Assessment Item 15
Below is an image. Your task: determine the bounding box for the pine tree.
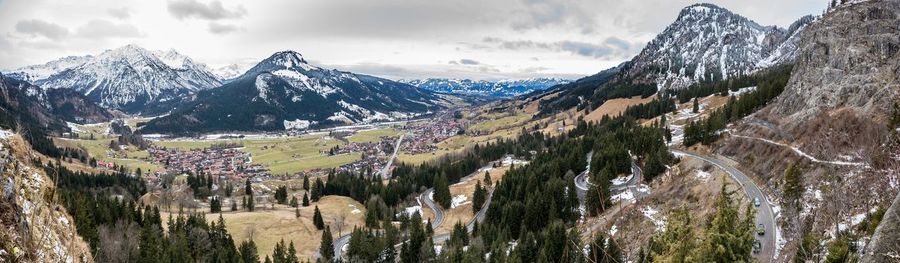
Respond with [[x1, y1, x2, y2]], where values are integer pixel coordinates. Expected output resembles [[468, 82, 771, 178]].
[[302, 193, 310, 207], [783, 162, 803, 209], [319, 226, 334, 261], [433, 174, 452, 209], [231, 199, 238, 211], [245, 179, 252, 195], [483, 171, 492, 187], [303, 175, 310, 191], [313, 206, 325, 230], [287, 241, 299, 263], [472, 181, 486, 215], [692, 97, 700, 113], [289, 196, 298, 208], [239, 239, 260, 263]]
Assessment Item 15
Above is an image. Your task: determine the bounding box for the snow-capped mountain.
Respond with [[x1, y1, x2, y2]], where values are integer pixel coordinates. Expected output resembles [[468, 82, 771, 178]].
[[624, 3, 815, 89], [535, 3, 815, 115], [401, 77, 570, 97], [5, 55, 94, 82], [141, 51, 450, 133], [7, 45, 221, 114], [210, 63, 252, 82]]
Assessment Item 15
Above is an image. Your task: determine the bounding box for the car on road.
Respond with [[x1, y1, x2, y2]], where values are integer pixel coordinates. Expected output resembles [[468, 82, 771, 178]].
[[754, 197, 761, 207], [753, 239, 762, 254], [757, 224, 765, 236]]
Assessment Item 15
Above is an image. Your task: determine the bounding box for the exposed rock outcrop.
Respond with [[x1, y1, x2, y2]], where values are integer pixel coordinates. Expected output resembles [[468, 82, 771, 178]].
[[0, 131, 92, 262]]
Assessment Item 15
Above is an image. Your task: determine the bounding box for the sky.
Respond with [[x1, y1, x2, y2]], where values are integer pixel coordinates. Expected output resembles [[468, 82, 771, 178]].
[[0, 0, 827, 80]]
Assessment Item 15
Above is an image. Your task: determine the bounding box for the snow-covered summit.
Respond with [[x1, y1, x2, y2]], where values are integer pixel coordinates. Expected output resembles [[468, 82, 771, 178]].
[[12, 45, 222, 114], [623, 3, 814, 89]]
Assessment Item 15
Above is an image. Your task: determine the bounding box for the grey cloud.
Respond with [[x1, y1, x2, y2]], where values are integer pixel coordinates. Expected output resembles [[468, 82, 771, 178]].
[[76, 20, 142, 38], [511, 0, 597, 34], [483, 37, 644, 59], [167, 0, 246, 20], [208, 23, 241, 34], [459, 59, 480, 65], [108, 7, 131, 19], [15, 19, 69, 40]]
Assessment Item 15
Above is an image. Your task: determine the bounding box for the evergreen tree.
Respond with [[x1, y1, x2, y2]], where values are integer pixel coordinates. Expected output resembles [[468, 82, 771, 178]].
[[289, 196, 298, 208], [692, 97, 700, 113], [698, 184, 756, 262], [302, 193, 310, 207], [239, 239, 260, 263], [433, 174, 452, 209], [319, 226, 334, 261], [472, 181, 486, 214], [783, 162, 803, 209], [303, 175, 310, 191], [313, 206, 325, 230], [245, 179, 253, 195]]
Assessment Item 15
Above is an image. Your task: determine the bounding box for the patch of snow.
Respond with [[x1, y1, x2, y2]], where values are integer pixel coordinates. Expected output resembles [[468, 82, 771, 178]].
[[695, 170, 711, 181], [642, 206, 666, 231], [612, 190, 635, 204], [451, 194, 469, 208], [609, 225, 618, 236], [727, 86, 757, 97], [401, 206, 423, 217], [611, 174, 632, 186], [0, 129, 13, 139], [283, 119, 315, 130]]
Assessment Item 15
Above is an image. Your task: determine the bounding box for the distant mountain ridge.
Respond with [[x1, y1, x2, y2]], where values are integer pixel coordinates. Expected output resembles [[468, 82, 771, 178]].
[[141, 51, 449, 134], [400, 77, 570, 97], [5, 45, 222, 114], [535, 3, 816, 115]]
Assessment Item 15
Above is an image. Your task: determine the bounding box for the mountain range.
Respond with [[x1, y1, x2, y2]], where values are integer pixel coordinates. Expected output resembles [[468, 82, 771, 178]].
[[536, 3, 817, 115], [140, 51, 450, 133], [400, 78, 570, 97]]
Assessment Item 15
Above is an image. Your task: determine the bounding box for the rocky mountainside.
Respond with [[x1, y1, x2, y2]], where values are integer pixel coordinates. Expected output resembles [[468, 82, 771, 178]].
[[622, 4, 815, 88], [0, 131, 93, 262], [534, 4, 815, 115], [141, 51, 449, 134], [401, 77, 570, 97], [714, 1, 899, 261], [0, 73, 111, 129], [6, 45, 221, 115]]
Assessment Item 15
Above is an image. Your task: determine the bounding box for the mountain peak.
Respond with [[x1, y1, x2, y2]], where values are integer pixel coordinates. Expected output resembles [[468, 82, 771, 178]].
[[266, 50, 308, 68]]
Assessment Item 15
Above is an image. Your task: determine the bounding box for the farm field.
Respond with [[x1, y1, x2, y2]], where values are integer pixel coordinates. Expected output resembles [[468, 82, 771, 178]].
[[161, 195, 365, 261], [53, 137, 164, 173]]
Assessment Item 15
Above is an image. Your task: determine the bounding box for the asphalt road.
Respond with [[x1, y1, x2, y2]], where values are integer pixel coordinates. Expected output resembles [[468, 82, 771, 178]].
[[574, 151, 644, 201], [378, 133, 405, 177], [333, 160, 499, 259], [670, 149, 776, 263]]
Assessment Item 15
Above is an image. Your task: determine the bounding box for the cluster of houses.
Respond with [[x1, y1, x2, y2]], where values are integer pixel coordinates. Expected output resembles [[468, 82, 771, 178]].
[[401, 114, 467, 155], [147, 146, 270, 180]]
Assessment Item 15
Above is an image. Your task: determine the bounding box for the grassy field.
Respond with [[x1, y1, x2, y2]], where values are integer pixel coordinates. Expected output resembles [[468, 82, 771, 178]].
[[54, 138, 165, 173], [466, 112, 531, 133], [435, 165, 510, 234], [156, 134, 358, 175], [161, 195, 365, 261], [347, 128, 400, 143]]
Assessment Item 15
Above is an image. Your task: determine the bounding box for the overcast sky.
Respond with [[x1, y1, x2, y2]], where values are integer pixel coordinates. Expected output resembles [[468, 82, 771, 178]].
[[0, 0, 827, 80]]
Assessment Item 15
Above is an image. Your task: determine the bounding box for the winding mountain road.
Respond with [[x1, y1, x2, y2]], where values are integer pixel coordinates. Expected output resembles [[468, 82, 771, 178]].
[[671, 149, 777, 263], [574, 149, 776, 262], [332, 160, 500, 259], [574, 151, 644, 201]]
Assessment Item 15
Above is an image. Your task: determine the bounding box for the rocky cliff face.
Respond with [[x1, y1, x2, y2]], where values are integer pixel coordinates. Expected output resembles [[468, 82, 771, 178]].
[[770, 1, 899, 122], [0, 131, 92, 262], [715, 1, 900, 261]]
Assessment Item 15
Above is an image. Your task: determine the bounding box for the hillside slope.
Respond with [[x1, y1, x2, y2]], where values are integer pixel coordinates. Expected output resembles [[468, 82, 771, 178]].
[[0, 131, 93, 262], [714, 0, 899, 260]]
